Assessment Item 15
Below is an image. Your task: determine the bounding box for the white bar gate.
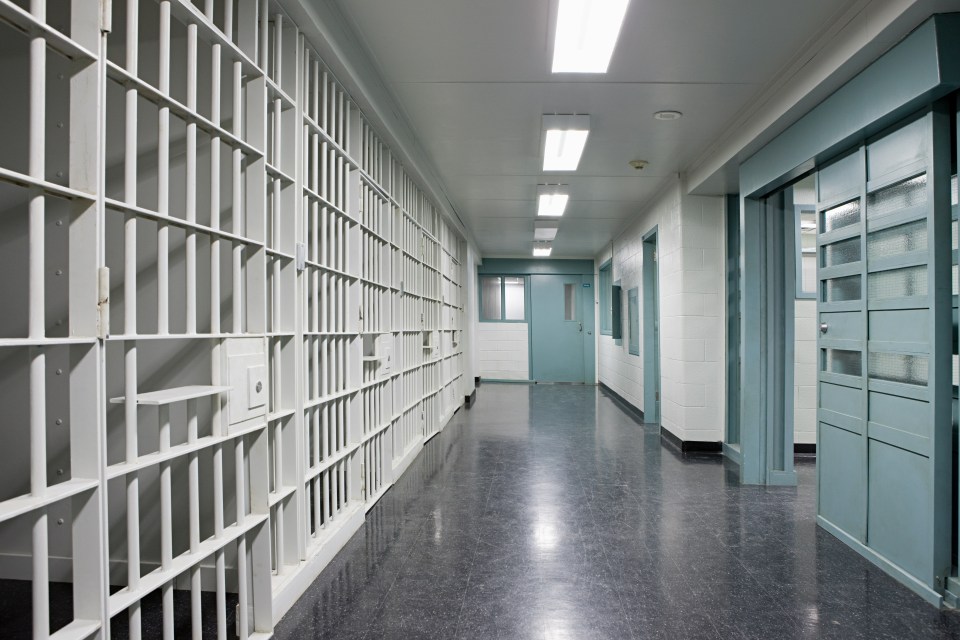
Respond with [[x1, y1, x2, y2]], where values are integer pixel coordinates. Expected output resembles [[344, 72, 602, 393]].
[[0, 0, 467, 637]]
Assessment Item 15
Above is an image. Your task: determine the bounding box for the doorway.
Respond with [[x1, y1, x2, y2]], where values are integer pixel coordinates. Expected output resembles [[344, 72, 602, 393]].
[[642, 230, 661, 423], [530, 274, 594, 382]]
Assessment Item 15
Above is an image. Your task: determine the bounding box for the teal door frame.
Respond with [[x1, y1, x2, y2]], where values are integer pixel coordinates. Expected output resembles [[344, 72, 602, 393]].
[[642, 228, 661, 423], [724, 195, 742, 461], [736, 15, 959, 605]]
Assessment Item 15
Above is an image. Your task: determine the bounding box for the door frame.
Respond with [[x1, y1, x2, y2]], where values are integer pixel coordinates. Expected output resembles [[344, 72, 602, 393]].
[[642, 227, 661, 423]]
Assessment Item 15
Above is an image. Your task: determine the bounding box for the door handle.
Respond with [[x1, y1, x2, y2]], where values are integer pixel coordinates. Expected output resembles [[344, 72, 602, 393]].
[[820, 323, 829, 334], [579, 322, 583, 332]]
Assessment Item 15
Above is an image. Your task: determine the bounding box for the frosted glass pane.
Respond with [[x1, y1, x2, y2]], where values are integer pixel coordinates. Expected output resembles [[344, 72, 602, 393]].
[[866, 220, 927, 260], [801, 255, 817, 293], [821, 200, 860, 233], [822, 237, 861, 268], [503, 277, 525, 320], [564, 284, 576, 321], [823, 275, 861, 302], [867, 174, 927, 219], [869, 352, 929, 386], [868, 266, 927, 301], [823, 349, 862, 376], [481, 276, 501, 320]]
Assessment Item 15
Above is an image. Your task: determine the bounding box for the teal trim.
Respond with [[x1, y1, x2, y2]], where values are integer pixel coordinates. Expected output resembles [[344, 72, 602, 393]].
[[478, 258, 594, 276], [642, 228, 661, 424], [581, 273, 597, 383], [818, 515, 943, 607], [725, 195, 741, 447], [627, 288, 640, 356], [740, 15, 960, 199], [794, 204, 817, 299], [599, 259, 613, 336]]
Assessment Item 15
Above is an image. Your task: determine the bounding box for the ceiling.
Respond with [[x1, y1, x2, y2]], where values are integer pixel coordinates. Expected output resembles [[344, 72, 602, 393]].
[[335, 0, 861, 258]]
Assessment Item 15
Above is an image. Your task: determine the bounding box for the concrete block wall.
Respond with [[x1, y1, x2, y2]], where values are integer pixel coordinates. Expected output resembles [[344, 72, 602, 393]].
[[596, 177, 726, 443], [478, 322, 529, 380]]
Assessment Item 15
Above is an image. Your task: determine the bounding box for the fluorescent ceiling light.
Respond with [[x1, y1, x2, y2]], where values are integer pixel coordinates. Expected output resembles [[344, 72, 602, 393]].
[[537, 187, 569, 217], [552, 0, 630, 73], [542, 115, 590, 171], [533, 243, 553, 257], [534, 221, 559, 241]]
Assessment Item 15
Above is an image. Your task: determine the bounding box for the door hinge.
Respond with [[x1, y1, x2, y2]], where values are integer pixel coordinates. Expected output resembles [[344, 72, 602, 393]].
[[97, 267, 110, 339], [100, 0, 113, 33]]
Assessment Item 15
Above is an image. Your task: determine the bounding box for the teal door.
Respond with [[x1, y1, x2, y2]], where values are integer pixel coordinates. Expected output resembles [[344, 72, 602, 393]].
[[530, 274, 588, 382], [815, 112, 952, 604]]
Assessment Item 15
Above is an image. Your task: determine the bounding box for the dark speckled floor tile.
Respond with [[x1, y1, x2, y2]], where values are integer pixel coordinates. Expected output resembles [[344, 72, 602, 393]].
[[272, 384, 960, 640]]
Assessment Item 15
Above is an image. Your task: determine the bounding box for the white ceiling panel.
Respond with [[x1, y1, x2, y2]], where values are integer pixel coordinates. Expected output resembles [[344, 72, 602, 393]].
[[337, 0, 862, 257]]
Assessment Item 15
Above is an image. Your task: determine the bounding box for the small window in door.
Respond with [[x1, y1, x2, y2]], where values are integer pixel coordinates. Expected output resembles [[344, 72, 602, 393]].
[[564, 283, 577, 321]]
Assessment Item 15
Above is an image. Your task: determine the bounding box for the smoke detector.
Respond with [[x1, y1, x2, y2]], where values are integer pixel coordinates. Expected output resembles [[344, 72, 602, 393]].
[[629, 160, 649, 171], [654, 110, 683, 121]]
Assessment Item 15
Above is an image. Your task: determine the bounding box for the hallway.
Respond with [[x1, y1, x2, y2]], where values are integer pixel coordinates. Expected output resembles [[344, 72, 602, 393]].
[[274, 384, 960, 639]]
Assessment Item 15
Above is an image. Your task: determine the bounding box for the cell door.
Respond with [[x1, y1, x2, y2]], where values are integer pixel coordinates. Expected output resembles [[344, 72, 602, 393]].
[[816, 112, 952, 602], [530, 274, 587, 382]]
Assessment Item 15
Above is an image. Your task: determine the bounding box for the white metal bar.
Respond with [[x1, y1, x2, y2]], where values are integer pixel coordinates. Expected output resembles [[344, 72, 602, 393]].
[[157, 0, 171, 335], [236, 437, 249, 639], [185, 23, 198, 335], [158, 404, 173, 640], [232, 60, 243, 334]]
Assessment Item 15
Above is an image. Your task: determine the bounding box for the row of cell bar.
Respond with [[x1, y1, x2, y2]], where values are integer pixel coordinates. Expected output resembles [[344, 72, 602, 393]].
[[360, 121, 386, 187], [305, 399, 351, 470], [361, 381, 390, 436], [304, 336, 353, 400], [362, 230, 390, 284], [361, 284, 388, 335], [362, 431, 387, 503], [305, 459, 350, 536], [392, 407, 422, 466], [361, 182, 389, 238], [303, 271, 352, 334]]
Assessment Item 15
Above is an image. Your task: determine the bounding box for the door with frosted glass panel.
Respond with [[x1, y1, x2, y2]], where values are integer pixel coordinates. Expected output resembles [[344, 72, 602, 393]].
[[816, 112, 952, 602], [530, 274, 586, 382]]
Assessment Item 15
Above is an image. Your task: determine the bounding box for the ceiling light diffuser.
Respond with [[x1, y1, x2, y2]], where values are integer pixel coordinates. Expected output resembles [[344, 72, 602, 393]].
[[533, 243, 553, 257], [534, 221, 560, 241], [552, 0, 630, 73], [542, 115, 590, 171], [537, 185, 569, 217]]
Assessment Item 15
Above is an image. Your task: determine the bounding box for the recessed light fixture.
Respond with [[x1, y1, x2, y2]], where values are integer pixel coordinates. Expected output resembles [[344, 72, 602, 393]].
[[534, 220, 560, 241], [542, 114, 590, 171], [537, 185, 569, 217], [552, 0, 630, 73], [653, 110, 683, 121], [533, 242, 553, 257]]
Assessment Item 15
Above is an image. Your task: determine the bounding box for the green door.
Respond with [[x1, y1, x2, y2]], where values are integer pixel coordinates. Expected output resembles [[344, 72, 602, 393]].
[[530, 274, 587, 382], [816, 112, 952, 604]]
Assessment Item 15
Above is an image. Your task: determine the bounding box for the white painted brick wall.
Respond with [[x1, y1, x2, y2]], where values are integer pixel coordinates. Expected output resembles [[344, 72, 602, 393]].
[[479, 322, 529, 380], [596, 178, 726, 442]]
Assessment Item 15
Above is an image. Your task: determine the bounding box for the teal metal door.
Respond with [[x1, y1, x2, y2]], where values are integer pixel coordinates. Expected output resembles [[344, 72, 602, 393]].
[[530, 274, 587, 382], [816, 112, 952, 604]]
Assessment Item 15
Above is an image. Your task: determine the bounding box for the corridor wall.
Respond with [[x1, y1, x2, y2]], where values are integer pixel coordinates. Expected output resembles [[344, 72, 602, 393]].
[[595, 178, 726, 443]]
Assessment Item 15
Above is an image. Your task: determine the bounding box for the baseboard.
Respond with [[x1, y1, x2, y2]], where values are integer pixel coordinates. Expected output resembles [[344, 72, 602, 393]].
[[272, 505, 366, 622], [465, 388, 477, 408], [817, 515, 943, 608], [659, 425, 722, 454], [474, 376, 481, 387], [392, 435, 425, 480], [794, 443, 816, 455], [597, 383, 644, 423]]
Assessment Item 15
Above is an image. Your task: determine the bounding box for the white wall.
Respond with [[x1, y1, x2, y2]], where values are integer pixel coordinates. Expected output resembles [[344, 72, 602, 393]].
[[596, 177, 726, 442], [795, 300, 818, 445], [479, 323, 529, 380]]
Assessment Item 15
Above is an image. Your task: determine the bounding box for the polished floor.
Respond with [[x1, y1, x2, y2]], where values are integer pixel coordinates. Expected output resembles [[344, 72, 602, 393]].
[[274, 384, 960, 639]]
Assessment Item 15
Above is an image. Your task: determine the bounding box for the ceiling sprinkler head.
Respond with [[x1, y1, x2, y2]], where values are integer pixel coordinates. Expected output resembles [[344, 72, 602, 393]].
[[629, 160, 649, 171]]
